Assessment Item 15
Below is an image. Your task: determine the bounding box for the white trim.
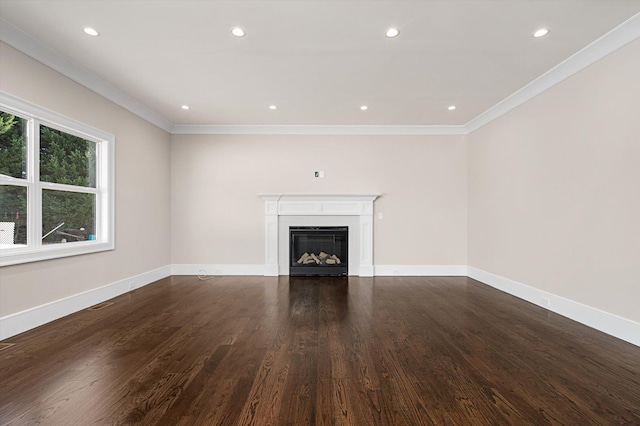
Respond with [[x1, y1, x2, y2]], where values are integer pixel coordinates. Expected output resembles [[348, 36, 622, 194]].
[[171, 124, 467, 136], [0, 92, 113, 141], [171, 263, 468, 278], [0, 19, 173, 133], [466, 11, 640, 133], [467, 267, 640, 348], [0, 241, 115, 267], [375, 265, 468, 276], [3, 12, 639, 136], [171, 264, 266, 276], [0, 265, 171, 340]]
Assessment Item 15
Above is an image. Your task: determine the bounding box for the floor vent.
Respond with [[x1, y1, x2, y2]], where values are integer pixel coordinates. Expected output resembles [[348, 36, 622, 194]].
[[87, 302, 114, 311], [0, 343, 16, 351]]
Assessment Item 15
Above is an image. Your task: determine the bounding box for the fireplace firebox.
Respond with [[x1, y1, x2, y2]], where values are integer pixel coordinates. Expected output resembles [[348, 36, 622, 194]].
[[289, 226, 348, 276]]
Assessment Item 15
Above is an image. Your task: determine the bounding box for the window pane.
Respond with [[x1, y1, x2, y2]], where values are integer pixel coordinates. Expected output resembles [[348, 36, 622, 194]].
[[42, 189, 95, 244], [0, 111, 28, 179], [40, 125, 96, 188], [0, 185, 27, 245]]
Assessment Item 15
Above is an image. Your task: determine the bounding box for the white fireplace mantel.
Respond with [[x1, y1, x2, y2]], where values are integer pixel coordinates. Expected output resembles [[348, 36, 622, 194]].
[[259, 194, 380, 277]]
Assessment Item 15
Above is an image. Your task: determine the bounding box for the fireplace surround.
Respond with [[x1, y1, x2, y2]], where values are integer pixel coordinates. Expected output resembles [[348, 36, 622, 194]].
[[259, 194, 379, 276]]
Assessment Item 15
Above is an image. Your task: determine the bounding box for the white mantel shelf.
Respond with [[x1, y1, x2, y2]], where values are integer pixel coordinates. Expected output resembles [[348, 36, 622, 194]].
[[259, 194, 380, 276]]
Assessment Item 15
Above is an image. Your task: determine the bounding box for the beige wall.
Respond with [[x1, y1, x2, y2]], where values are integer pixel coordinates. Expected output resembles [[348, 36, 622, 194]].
[[0, 43, 172, 316], [171, 134, 468, 266], [467, 38, 640, 322]]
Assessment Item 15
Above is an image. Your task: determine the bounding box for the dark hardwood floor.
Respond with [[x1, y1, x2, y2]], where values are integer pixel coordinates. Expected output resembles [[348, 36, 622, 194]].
[[1, 275, 639, 425]]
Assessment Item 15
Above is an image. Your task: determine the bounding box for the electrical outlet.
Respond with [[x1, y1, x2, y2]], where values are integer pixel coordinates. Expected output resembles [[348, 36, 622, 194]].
[[314, 171, 325, 178], [378, 212, 384, 220]]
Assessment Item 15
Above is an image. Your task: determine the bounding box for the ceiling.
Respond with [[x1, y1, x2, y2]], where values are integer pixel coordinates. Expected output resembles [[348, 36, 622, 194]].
[[1, 1, 640, 130]]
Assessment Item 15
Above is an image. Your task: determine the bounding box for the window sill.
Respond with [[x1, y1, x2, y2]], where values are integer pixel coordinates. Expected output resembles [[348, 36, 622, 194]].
[[0, 241, 114, 267]]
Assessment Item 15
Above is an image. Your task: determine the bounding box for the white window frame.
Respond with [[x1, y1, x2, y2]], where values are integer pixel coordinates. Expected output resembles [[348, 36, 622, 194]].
[[0, 92, 115, 267]]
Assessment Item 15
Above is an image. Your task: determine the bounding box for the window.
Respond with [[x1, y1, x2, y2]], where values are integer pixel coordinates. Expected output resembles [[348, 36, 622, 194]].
[[0, 93, 114, 266]]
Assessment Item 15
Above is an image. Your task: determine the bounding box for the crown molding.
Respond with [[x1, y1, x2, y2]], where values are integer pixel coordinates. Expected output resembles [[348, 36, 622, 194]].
[[170, 124, 466, 135], [0, 19, 174, 133], [466, 11, 640, 133], [2, 11, 639, 137]]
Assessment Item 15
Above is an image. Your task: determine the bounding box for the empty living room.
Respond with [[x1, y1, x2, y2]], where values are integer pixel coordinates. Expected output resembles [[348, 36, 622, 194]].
[[1, 1, 639, 424]]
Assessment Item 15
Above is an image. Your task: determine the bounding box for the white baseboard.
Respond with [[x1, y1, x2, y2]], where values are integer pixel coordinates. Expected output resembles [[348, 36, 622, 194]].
[[374, 265, 468, 276], [171, 264, 267, 276], [467, 266, 640, 348], [171, 263, 467, 277], [171, 263, 466, 278], [0, 265, 171, 340]]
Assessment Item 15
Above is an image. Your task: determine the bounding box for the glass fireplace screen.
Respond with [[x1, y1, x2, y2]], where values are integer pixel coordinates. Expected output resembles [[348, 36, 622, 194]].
[[289, 226, 348, 276]]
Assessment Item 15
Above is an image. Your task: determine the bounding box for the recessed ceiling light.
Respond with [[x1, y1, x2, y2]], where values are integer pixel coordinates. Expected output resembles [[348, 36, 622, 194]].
[[448, 105, 456, 111], [83, 27, 99, 36], [269, 105, 277, 110], [385, 28, 400, 38], [231, 27, 246, 37], [533, 28, 549, 38], [181, 105, 190, 110], [360, 105, 368, 111]]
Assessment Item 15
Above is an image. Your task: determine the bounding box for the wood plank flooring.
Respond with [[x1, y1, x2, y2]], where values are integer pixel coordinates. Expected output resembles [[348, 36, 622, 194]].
[[1, 275, 639, 425]]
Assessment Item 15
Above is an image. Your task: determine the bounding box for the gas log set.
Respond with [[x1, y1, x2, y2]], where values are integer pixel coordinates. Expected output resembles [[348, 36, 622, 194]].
[[296, 251, 342, 265]]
